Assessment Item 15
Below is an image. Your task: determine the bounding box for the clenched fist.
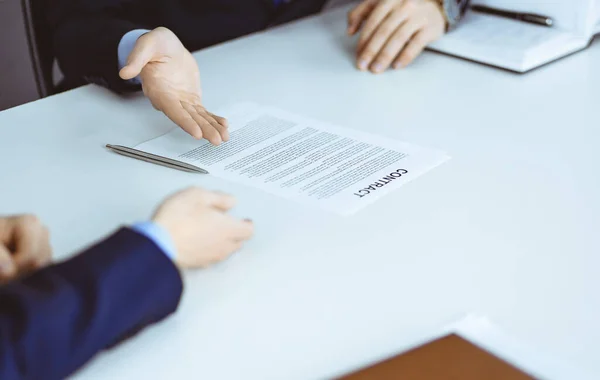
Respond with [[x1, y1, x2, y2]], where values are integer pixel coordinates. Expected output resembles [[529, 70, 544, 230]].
[[0, 215, 52, 283]]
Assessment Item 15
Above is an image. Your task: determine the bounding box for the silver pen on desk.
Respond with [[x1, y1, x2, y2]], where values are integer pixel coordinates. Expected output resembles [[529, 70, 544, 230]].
[[471, 5, 554, 27], [105, 144, 209, 174]]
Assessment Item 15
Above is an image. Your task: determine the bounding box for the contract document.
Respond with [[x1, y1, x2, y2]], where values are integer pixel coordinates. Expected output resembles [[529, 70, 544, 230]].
[[132, 103, 449, 215]]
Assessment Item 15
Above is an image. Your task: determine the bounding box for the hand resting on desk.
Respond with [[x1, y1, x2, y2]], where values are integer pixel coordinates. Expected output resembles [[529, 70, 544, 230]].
[[0, 187, 254, 280], [152, 187, 255, 269], [348, 0, 447, 73]]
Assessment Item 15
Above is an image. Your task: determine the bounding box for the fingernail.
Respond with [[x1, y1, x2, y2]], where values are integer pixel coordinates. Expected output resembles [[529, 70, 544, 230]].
[[372, 63, 383, 73], [358, 60, 368, 70]]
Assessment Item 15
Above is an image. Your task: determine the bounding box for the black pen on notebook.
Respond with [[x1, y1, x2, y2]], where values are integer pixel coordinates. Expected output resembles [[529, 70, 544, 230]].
[[471, 5, 554, 27]]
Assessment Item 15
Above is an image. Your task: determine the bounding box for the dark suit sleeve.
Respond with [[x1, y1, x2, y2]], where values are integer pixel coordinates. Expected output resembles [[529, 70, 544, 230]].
[[0, 228, 183, 380], [47, 0, 149, 93]]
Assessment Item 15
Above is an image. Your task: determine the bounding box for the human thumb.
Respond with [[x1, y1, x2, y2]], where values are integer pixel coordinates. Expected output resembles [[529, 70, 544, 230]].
[[119, 33, 156, 80]]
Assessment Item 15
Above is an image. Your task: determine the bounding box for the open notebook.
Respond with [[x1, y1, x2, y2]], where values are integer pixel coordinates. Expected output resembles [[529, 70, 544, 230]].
[[428, 0, 599, 72]]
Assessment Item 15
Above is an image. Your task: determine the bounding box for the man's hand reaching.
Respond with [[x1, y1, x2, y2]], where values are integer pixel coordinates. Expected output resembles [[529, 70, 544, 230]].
[[119, 27, 229, 145]]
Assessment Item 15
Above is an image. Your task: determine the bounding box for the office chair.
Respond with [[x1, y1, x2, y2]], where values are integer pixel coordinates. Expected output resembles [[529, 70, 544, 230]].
[[0, 0, 55, 111], [23, 0, 55, 98]]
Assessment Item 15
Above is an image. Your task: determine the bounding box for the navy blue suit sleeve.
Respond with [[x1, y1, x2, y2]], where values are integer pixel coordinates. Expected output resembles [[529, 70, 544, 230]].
[[0, 228, 183, 380], [47, 0, 149, 93]]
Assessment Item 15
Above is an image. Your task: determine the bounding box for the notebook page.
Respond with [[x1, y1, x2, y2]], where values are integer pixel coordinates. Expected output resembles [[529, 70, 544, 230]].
[[471, 0, 595, 37], [427, 12, 585, 72], [448, 13, 573, 51]]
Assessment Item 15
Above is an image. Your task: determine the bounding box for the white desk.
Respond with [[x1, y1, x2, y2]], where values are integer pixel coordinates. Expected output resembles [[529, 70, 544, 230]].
[[1, 7, 599, 379]]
